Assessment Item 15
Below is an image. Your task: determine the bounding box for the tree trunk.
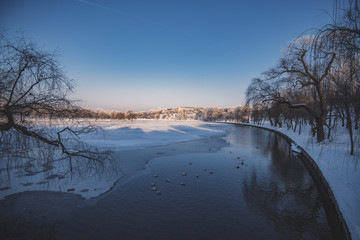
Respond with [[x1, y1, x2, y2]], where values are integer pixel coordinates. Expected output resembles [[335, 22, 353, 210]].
[[327, 106, 332, 139], [344, 96, 354, 155], [316, 118, 325, 142], [269, 117, 273, 126], [341, 114, 345, 127], [316, 82, 327, 142]]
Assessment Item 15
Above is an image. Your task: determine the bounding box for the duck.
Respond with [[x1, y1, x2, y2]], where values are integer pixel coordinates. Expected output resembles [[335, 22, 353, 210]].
[[180, 182, 186, 186]]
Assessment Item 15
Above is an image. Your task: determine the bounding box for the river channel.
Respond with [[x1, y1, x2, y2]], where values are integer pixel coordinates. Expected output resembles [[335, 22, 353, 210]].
[[0, 124, 343, 239]]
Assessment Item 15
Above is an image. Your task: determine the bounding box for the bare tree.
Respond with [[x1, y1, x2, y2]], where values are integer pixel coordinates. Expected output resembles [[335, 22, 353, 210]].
[[247, 36, 336, 142], [319, 0, 360, 52], [0, 33, 110, 165], [315, 0, 360, 154], [246, 0, 359, 154], [125, 110, 136, 120], [327, 44, 360, 155]]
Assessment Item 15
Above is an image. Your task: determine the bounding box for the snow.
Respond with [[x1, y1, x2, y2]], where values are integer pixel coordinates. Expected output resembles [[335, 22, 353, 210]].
[[0, 120, 226, 200], [290, 142, 302, 153], [242, 122, 360, 240], [81, 120, 225, 151]]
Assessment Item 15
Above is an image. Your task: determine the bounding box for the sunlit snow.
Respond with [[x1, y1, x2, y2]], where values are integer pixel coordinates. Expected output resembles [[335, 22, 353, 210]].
[[0, 120, 226, 200]]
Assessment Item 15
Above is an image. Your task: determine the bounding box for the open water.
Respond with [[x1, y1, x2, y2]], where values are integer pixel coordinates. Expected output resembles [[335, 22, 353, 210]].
[[0, 125, 342, 239]]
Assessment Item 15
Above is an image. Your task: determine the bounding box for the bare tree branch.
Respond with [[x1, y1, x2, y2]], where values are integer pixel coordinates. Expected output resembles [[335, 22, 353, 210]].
[[0, 32, 111, 164]]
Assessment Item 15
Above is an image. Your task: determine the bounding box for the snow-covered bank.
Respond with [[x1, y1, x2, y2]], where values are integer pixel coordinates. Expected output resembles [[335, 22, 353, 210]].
[[0, 120, 226, 200], [240, 122, 360, 240]]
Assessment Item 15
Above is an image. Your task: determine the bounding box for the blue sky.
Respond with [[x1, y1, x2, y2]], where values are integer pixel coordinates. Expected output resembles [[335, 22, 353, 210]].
[[1, 0, 333, 111]]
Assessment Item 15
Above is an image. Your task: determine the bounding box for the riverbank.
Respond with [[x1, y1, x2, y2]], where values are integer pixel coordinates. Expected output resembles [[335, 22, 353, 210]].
[[238, 122, 360, 240]]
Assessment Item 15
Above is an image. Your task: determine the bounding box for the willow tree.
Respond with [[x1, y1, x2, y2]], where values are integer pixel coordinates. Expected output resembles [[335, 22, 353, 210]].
[[246, 36, 336, 142], [313, 0, 360, 155], [0, 33, 109, 167]]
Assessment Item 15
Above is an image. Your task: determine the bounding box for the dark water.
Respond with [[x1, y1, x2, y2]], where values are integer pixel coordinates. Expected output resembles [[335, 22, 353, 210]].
[[0, 125, 341, 239]]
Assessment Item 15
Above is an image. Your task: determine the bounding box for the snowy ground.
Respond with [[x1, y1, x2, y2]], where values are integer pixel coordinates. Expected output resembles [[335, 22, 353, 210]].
[[0, 120, 226, 200], [81, 120, 226, 151], [241, 122, 360, 240]]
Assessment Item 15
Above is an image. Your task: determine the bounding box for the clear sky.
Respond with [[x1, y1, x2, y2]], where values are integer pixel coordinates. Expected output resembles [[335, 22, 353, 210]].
[[1, 0, 333, 111]]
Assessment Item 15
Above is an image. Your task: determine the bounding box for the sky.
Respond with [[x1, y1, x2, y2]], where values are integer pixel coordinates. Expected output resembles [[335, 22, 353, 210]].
[[1, 0, 333, 111]]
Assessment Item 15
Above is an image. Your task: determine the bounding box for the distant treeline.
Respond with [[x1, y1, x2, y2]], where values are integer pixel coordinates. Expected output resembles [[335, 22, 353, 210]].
[[35, 106, 251, 123]]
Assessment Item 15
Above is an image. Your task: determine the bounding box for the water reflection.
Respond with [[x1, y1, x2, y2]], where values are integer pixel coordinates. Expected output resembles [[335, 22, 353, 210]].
[[0, 125, 340, 239], [0, 144, 120, 200], [242, 127, 333, 239]]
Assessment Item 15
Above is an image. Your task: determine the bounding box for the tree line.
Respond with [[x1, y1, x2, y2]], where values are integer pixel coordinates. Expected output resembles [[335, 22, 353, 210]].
[[246, 0, 360, 155], [50, 106, 251, 123]]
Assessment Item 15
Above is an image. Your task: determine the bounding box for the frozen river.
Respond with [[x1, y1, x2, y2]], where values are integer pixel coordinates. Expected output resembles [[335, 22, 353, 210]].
[[0, 121, 344, 239]]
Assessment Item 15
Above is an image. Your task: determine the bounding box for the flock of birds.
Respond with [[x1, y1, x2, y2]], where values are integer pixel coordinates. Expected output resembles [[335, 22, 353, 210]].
[[149, 152, 245, 195]]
